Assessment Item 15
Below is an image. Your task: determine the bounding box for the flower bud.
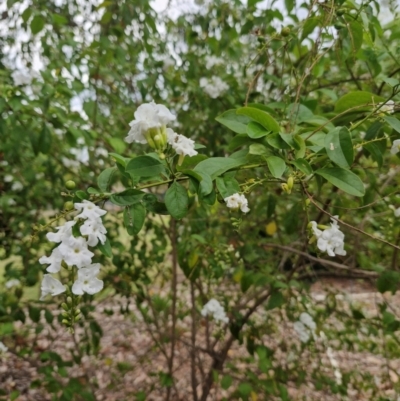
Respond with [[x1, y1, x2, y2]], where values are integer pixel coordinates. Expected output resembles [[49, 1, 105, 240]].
[[62, 311, 69, 318], [287, 176, 294, 191], [65, 180, 76, 190], [61, 303, 69, 311], [63, 201, 74, 211], [62, 319, 70, 325], [66, 296, 73, 305], [74, 309, 81, 316]]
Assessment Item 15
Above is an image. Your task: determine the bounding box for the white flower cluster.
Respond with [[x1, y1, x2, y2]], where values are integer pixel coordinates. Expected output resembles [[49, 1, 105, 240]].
[[310, 216, 346, 257], [326, 345, 342, 385], [391, 139, 400, 155], [224, 193, 250, 213], [199, 76, 229, 98], [201, 298, 229, 323], [378, 100, 395, 114], [204, 55, 223, 70], [125, 101, 176, 144], [39, 200, 106, 300], [294, 316, 342, 384], [5, 279, 20, 289], [125, 102, 198, 158], [166, 128, 198, 157], [293, 312, 317, 343]]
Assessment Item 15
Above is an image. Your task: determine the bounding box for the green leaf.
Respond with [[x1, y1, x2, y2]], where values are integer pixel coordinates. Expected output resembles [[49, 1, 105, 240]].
[[221, 375, 233, 390], [324, 127, 354, 168], [28, 305, 41, 323], [238, 382, 252, 397], [31, 15, 45, 34], [266, 290, 284, 310], [97, 238, 112, 258], [347, 20, 363, 55], [110, 189, 145, 206], [266, 156, 286, 178], [125, 156, 165, 177], [52, 14, 68, 25], [75, 190, 89, 200], [301, 17, 319, 40], [266, 133, 291, 149], [249, 143, 271, 156], [31, 125, 52, 155], [315, 167, 365, 197], [215, 109, 251, 134], [291, 159, 313, 175], [335, 91, 384, 114], [216, 176, 240, 198], [143, 194, 169, 215], [193, 157, 247, 179], [181, 170, 213, 196], [384, 116, 400, 133], [377, 271, 400, 294], [165, 181, 189, 219], [109, 152, 129, 167], [246, 121, 269, 139], [97, 167, 116, 192], [236, 107, 280, 133], [123, 204, 146, 235]]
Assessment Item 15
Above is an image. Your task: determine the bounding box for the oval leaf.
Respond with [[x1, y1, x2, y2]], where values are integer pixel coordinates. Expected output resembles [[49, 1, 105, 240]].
[[335, 91, 384, 114], [266, 156, 286, 178], [123, 203, 146, 235], [246, 121, 269, 139], [324, 127, 354, 168], [165, 181, 189, 219], [215, 110, 251, 134], [236, 107, 280, 133], [193, 156, 247, 179], [97, 167, 116, 192], [110, 189, 145, 206], [315, 167, 365, 197], [125, 156, 165, 177]]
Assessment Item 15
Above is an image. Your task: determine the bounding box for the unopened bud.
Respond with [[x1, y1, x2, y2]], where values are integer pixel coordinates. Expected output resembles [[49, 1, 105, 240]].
[[64, 201, 74, 211], [287, 176, 294, 191], [61, 303, 69, 311], [67, 296, 73, 305], [62, 311, 69, 318], [65, 180, 76, 190], [75, 314, 81, 321], [74, 309, 81, 316], [62, 319, 70, 325]]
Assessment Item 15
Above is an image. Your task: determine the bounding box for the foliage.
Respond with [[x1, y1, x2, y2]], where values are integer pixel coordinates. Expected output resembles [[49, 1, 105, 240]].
[[1, 0, 400, 400]]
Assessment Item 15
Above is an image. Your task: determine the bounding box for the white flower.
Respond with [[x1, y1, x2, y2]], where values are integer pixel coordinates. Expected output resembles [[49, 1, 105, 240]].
[[125, 101, 176, 144], [80, 218, 107, 247], [11, 181, 23, 191], [310, 216, 346, 257], [0, 341, 7, 353], [394, 207, 400, 217], [12, 70, 32, 86], [58, 237, 94, 268], [299, 312, 316, 331], [379, 100, 395, 114], [224, 193, 250, 213], [294, 321, 311, 343], [390, 139, 400, 155], [5, 279, 20, 289], [200, 76, 229, 98], [72, 264, 103, 295], [39, 247, 63, 273], [326, 346, 342, 385], [205, 55, 223, 70], [201, 298, 229, 323], [167, 128, 198, 157], [40, 274, 66, 300], [4, 175, 13, 182], [70, 146, 90, 164], [74, 200, 107, 221], [294, 313, 316, 343], [46, 221, 76, 243]]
